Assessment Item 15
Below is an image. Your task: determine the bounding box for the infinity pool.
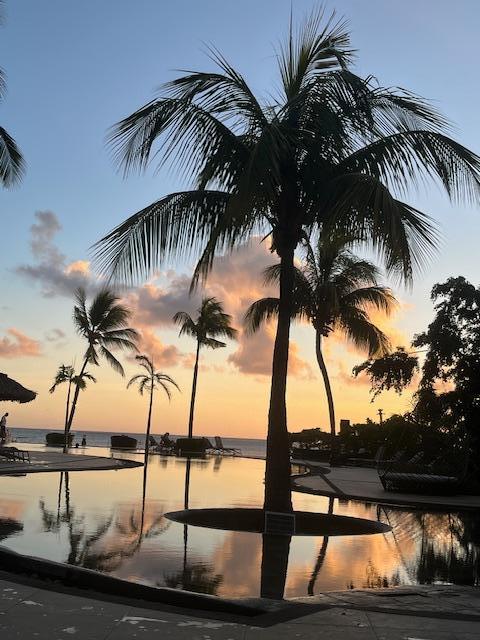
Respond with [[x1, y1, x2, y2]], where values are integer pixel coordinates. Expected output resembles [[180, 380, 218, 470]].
[[0, 446, 478, 598]]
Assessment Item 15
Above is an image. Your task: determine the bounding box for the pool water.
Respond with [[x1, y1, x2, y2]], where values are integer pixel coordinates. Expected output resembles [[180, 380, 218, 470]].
[[0, 446, 479, 598]]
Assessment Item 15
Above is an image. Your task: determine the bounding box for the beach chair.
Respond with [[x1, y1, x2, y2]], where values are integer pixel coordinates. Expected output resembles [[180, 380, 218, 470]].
[[0, 446, 30, 463], [210, 436, 241, 456], [377, 450, 462, 495]]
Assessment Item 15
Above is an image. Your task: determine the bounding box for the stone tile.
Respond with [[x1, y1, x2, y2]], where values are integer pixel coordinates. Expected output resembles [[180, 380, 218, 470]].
[[289, 606, 371, 627], [0, 582, 39, 612], [245, 623, 376, 639], [367, 612, 480, 634], [106, 613, 246, 640], [13, 588, 130, 617], [373, 628, 457, 640], [0, 611, 117, 639]]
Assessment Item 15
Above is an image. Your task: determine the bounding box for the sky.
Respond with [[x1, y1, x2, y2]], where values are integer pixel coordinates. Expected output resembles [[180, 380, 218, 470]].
[[0, 0, 479, 439]]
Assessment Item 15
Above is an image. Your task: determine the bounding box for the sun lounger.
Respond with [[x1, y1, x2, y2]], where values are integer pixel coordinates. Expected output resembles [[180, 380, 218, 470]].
[[209, 436, 241, 456], [377, 451, 461, 495], [0, 446, 30, 463]]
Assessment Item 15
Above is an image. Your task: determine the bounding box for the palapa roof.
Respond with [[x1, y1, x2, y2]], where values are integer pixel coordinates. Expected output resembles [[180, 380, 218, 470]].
[[0, 373, 37, 404]]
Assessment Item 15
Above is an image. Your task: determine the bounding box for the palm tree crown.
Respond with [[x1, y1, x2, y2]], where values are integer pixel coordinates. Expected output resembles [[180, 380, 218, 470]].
[[173, 297, 237, 349], [73, 287, 139, 376], [246, 236, 396, 357], [127, 354, 179, 398]]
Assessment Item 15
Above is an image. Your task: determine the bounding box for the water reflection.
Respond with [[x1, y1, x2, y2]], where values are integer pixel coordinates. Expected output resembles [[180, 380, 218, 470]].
[[0, 448, 479, 597], [163, 458, 223, 595], [39, 464, 170, 572]]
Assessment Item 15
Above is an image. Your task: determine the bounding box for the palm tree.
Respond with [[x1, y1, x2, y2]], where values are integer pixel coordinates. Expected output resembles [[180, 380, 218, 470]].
[[49, 364, 97, 448], [93, 10, 480, 512], [0, 7, 24, 188], [244, 236, 396, 439], [127, 354, 179, 456], [66, 288, 139, 444], [173, 297, 237, 438]]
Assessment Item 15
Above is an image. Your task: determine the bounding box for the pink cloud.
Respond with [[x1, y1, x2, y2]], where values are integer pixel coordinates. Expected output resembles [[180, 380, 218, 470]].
[[0, 328, 42, 358], [136, 329, 187, 368]]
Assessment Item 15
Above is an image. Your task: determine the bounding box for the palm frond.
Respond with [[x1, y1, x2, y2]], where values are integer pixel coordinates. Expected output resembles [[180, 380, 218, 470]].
[[0, 126, 25, 187], [92, 190, 231, 285], [244, 298, 280, 335], [99, 346, 125, 376], [337, 307, 391, 357], [127, 373, 147, 390], [341, 286, 397, 314]]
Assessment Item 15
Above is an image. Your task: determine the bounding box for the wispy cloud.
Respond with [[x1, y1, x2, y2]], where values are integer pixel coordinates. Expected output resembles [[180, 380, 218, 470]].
[[16, 211, 97, 297]]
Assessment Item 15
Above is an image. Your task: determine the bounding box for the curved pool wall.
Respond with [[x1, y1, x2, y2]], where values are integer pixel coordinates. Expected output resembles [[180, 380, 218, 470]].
[[0, 445, 479, 598]]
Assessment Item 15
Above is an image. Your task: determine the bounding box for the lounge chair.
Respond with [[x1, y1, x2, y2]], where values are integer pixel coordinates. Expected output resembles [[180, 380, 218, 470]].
[[0, 446, 30, 463], [209, 436, 241, 456], [148, 435, 175, 453], [377, 451, 461, 495]]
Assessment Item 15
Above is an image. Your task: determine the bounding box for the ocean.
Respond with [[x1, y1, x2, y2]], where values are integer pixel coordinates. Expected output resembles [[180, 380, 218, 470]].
[[10, 427, 267, 459]]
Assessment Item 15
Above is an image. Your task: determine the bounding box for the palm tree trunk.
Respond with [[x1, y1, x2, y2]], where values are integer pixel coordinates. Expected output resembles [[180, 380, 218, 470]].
[[145, 380, 154, 457], [315, 332, 336, 439], [264, 248, 295, 513], [187, 341, 201, 439], [63, 379, 72, 454], [65, 358, 88, 452]]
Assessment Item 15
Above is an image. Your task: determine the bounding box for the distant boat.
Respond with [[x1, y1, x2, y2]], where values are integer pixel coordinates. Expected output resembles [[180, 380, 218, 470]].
[[46, 432, 74, 447], [110, 435, 137, 450]]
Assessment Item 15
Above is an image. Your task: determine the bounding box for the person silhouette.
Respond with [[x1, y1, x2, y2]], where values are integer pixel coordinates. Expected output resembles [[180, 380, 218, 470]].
[[0, 412, 9, 442]]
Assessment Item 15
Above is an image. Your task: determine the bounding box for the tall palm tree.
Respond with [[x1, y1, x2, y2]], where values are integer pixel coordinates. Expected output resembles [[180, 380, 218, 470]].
[[245, 236, 396, 439], [173, 297, 236, 438], [93, 10, 480, 512], [66, 288, 139, 444], [49, 364, 96, 448], [127, 354, 179, 456]]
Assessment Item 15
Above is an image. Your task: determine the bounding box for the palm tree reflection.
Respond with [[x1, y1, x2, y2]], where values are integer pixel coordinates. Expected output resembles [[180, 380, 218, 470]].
[[377, 507, 480, 588], [39, 466, 169, 572], [163, 458, 223, 595]]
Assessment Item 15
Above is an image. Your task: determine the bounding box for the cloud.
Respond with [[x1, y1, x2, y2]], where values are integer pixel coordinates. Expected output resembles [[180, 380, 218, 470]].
[[0, 328, 42, 358], [126, 240, 313, 378], [136, 328, 188, 368], [126, 276, 199, 329], [16, 211, 97, 298], [45, 328, 66, 342]]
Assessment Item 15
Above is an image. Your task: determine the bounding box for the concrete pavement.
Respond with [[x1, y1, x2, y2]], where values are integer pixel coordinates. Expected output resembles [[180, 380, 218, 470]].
[[1, 572, 479, 639]]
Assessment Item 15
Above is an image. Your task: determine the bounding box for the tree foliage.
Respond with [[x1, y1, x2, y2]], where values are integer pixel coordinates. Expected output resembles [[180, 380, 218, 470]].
[[353, 347, 419, 399], [412, 276, 480, 441]]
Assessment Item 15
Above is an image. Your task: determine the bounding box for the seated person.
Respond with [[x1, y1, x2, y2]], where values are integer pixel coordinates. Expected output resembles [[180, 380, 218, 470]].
[[160, 432, 174, 449]]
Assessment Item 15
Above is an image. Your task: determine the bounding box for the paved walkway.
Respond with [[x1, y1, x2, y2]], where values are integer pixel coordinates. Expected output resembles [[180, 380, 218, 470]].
[[0, 573, 479, 638], [0, 450, 142, 475], [293, 463, 480, 509]]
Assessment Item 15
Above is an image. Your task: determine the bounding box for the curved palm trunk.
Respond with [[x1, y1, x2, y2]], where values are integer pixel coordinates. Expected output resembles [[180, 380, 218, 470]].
[[264, 249, 295, 513], [62, 379, 72, 454], [187, 341, 201, 439], [145, 380, 154, 458], [65, 358, 88, 452], [315, 332, 336, 442]]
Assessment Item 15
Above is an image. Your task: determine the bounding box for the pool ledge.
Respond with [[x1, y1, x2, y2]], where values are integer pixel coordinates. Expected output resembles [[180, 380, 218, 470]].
[[292, 461, 480, 510], [0, 450, 142, 475]]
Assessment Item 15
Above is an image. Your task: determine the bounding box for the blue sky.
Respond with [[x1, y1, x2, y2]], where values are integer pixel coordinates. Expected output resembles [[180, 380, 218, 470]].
[[0, 0, 479, 434]]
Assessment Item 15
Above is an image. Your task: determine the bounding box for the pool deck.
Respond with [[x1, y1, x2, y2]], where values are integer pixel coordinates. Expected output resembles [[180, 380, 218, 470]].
[[0, 571, 479, 638], [293, 462, 480, 510], [0, 450, 142, 475]]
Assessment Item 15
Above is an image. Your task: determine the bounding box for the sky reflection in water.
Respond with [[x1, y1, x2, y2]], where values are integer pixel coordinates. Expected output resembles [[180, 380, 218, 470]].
[[0, 447, 479, 598]]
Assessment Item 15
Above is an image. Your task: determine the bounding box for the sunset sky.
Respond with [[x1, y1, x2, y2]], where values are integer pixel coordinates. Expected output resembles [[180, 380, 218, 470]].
[[1, 0, 479, 439]]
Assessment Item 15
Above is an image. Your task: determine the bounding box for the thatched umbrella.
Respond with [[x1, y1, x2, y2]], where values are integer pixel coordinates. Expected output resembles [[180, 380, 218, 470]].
[[0, 373, 36, 403]]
